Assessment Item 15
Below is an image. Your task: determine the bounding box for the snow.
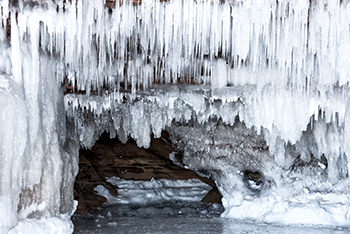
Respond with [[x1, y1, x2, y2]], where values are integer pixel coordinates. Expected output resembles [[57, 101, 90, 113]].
[[0, 0, 350, 232], [7, 215, 74, 234]]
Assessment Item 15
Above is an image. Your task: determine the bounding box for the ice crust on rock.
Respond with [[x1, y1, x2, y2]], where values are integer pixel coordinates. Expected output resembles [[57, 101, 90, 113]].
[[0, 69, 78, 232], [0, 3, 79, 233], [1, 0, 350, 231], [95, 177, 212, 205], [167, 120, 350, 226]]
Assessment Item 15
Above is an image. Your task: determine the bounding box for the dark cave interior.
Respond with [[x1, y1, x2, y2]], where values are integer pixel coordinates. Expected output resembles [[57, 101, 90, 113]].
[[74, 131, 223, 214]]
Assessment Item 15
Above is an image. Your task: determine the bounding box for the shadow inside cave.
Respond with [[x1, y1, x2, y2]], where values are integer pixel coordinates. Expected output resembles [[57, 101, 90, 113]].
[[73, 131, 222, 214]]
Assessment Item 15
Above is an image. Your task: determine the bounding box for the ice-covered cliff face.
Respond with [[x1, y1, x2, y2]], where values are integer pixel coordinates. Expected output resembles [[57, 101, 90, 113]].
[[0, 2, 79, 233], [1, 0, 350, 232], [0, 41, 77, 233]]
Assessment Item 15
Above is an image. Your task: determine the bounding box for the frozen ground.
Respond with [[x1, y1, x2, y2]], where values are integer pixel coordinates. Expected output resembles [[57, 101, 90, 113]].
[[72, 202, 350, 234], [73, 178, 350, 234]]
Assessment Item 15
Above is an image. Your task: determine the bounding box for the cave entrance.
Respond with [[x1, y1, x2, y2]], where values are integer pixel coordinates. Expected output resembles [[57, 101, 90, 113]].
[[73, 131, 222, 215]]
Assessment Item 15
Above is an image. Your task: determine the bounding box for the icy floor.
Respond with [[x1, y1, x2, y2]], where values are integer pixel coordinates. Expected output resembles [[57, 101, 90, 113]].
[[72, 201, 350, 234], [72, 178, 350, 233]]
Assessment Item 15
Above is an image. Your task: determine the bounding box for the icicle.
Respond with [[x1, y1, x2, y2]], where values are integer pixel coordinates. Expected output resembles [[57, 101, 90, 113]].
[[2, 0, 350, 230], [11, 12, 22, 85]]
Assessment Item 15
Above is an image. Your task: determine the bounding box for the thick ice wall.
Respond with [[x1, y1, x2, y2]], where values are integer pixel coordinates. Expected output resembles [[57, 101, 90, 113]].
[[0, 72, 76, 232], [0, 7, 77, 233], [0, 75, 28, 229]]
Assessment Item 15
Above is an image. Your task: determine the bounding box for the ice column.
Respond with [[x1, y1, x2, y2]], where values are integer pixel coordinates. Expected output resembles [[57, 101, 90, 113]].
[[0, 3, 78, 233]]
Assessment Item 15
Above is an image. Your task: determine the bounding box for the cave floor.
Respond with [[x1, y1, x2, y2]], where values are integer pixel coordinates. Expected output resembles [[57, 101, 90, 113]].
[[72, 201, 349, 234]]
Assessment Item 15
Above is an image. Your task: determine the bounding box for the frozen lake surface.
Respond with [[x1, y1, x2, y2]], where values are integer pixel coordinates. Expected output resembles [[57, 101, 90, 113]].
[[72, 201, 350, 234]]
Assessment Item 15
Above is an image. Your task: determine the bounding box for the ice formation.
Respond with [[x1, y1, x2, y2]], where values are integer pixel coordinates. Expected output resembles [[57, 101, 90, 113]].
[[1, 0, 350, 232], [95, 177, 212, 204]]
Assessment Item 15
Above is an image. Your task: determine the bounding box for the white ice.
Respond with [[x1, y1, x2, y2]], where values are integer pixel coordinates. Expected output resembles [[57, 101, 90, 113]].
[[95, 177, 212, 205], [1, 0, 350, 232]]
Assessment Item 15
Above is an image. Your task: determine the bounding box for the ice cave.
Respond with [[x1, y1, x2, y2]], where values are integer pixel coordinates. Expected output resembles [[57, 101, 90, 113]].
[[1, 0, 350, 233]]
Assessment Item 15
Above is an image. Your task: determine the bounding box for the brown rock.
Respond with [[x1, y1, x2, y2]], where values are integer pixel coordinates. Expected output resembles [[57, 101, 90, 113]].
[[201, 187, 223, 204], [74, 132, 221, 213]]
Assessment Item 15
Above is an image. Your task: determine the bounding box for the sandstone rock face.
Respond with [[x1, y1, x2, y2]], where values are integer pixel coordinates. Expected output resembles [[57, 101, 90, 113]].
[[201, 188, 223, 204], [74, 132, 221, 214]]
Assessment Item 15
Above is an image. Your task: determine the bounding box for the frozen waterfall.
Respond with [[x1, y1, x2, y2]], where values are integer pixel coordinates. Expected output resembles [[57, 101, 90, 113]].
[[1, 0, 350, 232]]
